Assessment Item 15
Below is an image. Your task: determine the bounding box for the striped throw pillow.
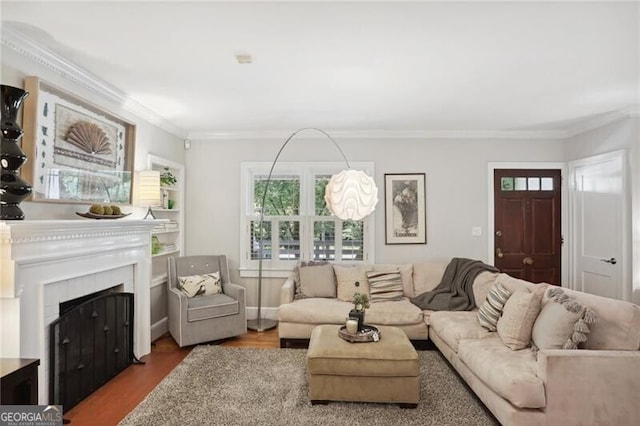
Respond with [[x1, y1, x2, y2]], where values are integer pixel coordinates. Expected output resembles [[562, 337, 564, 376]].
[[367, 270, 404, 302], [477, 282, 512, 331]]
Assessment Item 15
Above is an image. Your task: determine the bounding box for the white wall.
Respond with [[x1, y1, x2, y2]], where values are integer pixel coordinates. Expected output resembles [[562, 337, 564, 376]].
[[1, 47, 185, 220], [185, 135, 565, 309], [564, 117, 640, 304]]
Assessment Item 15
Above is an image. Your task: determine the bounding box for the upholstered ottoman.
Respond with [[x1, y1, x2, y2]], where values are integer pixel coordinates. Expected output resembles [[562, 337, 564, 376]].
[[306, 325, 420, 407]]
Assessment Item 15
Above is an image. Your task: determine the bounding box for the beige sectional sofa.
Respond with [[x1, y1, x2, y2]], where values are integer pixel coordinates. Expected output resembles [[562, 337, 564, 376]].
[[278, 260, 640, 426]]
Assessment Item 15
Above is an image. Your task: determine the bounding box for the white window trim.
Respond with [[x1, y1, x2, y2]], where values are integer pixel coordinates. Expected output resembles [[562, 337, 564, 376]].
[[239, 162, 375, 278]]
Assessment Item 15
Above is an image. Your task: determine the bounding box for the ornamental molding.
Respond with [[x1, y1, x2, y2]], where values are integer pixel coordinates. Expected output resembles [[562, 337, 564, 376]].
[[1, 24, 188, 139]]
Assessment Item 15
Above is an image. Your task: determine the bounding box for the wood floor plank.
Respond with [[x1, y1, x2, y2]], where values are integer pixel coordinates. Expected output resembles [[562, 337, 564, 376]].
[[64, 328, 279, 425]]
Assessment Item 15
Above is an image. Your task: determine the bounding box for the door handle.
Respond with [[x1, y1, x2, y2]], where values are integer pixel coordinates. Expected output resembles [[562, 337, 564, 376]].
[[523, 257, 534, 265], [496, 248, 504, 258], [600, 257, 617, 265]]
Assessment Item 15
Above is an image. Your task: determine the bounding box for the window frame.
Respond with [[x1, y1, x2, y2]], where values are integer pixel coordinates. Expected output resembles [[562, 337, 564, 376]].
[[239, 162, 375, 278]]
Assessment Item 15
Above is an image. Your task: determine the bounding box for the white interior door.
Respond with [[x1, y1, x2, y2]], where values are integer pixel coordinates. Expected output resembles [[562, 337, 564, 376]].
[[569, 150, 628, 300]]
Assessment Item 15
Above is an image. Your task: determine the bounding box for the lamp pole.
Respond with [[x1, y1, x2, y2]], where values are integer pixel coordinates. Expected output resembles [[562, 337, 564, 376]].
[[247, 128, 352, 332]]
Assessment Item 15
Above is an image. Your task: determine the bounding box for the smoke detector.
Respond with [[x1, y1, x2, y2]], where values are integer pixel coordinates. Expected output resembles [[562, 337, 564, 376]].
[[235, 54, 252, 64]]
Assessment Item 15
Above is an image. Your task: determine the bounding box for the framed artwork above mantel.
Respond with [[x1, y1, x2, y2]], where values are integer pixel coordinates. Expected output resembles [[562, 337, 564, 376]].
[[21, 76, 136, 204]]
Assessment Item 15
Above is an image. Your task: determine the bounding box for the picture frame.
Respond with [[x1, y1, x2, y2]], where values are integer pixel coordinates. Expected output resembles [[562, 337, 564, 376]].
[[21, 76, 136, 204], [384, 173, 427, 244]]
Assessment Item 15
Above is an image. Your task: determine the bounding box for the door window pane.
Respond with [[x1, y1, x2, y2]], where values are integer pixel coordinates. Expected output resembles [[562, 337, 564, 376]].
[[541, 177, 554, 191], [501, 177, 513, 191], [342, 220, 364, 261], [514, 177, 527, 191], [528, 177, 540, 191], [313, 221, 335, 260], [254, 176, 300, 216], [250, 220, 271, 260], [278, 221, 300, 260]]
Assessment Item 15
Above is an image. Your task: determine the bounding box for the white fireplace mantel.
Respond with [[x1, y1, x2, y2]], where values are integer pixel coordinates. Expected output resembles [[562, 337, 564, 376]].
[[0, 219, 157, 403]]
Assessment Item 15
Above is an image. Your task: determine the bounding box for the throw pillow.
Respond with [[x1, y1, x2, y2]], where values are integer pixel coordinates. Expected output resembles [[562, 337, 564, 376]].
[[367, 270, 403, 302], [178, 272, 222, 298], [293, 260, 331, 300], [497, 290, 542, 350], [298, 263, 336, 298], [532, 287, 598, 350], [373, 264, 414, 297], [477, 282, 512, 331], [333, 264, 373, 302]]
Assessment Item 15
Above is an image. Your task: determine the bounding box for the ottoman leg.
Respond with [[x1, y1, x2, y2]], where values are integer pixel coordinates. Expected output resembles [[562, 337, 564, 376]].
[[399, 403, 418, 409]]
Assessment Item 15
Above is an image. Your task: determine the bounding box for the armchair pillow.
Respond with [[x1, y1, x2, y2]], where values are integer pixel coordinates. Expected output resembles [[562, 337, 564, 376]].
[[178, 272, 222, 298]]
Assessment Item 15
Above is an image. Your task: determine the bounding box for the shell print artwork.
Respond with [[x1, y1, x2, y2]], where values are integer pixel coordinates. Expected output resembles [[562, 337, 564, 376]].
[[66, 121, 112, 155]]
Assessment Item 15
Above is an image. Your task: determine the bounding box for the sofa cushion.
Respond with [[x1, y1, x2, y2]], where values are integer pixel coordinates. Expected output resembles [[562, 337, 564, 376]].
[[278, 297, 424, 326], [278, 298, 352, 324], [477, 282, 512, 331], [458, 338, 546, 409], [429, 311, 494, 352], [333, 264, 373, 302], [497, 290, 542, 350], [563, 288, 640, 350], [367, 270, 403, 302], [298, 262, 337, 298], [365, 299, 424, 325], [472, 270, 500, 307], [187, 293, 238, 322], [412, 261, 447, 296], [373, 264, 414, 297]]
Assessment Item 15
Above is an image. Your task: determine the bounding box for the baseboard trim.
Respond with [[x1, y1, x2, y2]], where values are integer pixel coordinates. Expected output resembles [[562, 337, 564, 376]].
[[151, 317, 168, 342], [246, 307, 278, 321]]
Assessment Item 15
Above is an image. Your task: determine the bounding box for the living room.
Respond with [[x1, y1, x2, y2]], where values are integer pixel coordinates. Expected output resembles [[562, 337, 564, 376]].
[[1, 1, 639, 425]]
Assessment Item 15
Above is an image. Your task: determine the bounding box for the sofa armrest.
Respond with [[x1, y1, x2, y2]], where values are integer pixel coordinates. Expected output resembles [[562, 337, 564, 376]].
[[538, 349, 640, 426], [280, 276, 295, 305]]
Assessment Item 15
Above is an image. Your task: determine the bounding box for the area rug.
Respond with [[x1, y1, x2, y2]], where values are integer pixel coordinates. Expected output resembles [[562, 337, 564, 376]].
[[119, 346, 498, 426]]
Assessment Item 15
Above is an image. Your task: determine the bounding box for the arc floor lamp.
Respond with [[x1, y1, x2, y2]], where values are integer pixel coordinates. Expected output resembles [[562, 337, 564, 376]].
[[247, 128, 379, 332]]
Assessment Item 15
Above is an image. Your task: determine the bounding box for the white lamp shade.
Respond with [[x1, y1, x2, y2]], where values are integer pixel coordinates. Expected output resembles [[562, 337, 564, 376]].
[[133, 170, 161, 206], [324, 169, 378, 220]]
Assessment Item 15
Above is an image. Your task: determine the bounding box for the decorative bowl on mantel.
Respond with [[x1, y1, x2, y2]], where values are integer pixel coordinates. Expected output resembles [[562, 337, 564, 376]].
[[76, 212, 131, 220]]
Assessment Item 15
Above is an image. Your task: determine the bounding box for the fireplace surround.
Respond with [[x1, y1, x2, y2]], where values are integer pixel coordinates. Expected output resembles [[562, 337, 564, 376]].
[[0, 219, 156, 403]]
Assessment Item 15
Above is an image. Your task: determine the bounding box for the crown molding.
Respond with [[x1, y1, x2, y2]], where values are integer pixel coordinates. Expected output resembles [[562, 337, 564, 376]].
[[563, 107, 638, 138], [188, 128, 568, 141], [1, 25, 188, 139]]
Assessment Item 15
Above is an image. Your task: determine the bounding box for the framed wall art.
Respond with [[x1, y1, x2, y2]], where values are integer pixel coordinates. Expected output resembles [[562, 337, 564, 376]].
[[21, 76, 136, 204], [384, 173, 426, 244]]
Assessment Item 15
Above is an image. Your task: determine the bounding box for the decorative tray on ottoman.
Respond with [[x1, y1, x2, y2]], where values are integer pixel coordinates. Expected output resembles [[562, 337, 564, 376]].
[[338, 325, 381, 343]]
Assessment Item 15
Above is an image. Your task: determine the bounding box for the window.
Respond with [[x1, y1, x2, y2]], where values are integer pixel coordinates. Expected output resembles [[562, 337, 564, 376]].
[[240, 162, 375, 277]]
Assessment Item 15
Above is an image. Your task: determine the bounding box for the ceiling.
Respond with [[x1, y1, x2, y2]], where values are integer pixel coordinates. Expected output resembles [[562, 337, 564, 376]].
[[1, 1, 638, 138]]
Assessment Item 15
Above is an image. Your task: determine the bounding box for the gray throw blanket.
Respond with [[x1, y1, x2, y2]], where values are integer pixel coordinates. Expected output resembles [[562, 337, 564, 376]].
[[410, 257, 499, 311]]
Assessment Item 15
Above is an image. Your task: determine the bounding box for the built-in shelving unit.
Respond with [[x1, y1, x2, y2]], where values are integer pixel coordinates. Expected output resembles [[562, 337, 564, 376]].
[[148, 154, 185, 342]]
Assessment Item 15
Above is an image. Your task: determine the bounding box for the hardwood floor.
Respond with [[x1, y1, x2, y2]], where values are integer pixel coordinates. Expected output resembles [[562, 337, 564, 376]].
[[64, 328, 280, 425]]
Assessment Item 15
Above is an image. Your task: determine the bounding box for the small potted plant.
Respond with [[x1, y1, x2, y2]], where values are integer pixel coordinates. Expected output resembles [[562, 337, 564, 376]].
[[160, 168, 177, 187], [349, 292, 370, 331]]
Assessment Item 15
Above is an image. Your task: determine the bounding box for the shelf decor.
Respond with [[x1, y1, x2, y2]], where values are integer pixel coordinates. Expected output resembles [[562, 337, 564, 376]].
[[21, 76, 136, 204], [1, 84, 32, 220]]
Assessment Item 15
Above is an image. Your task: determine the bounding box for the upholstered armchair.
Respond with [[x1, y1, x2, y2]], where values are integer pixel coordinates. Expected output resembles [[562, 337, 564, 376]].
[[167, 255, 247, 347]]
